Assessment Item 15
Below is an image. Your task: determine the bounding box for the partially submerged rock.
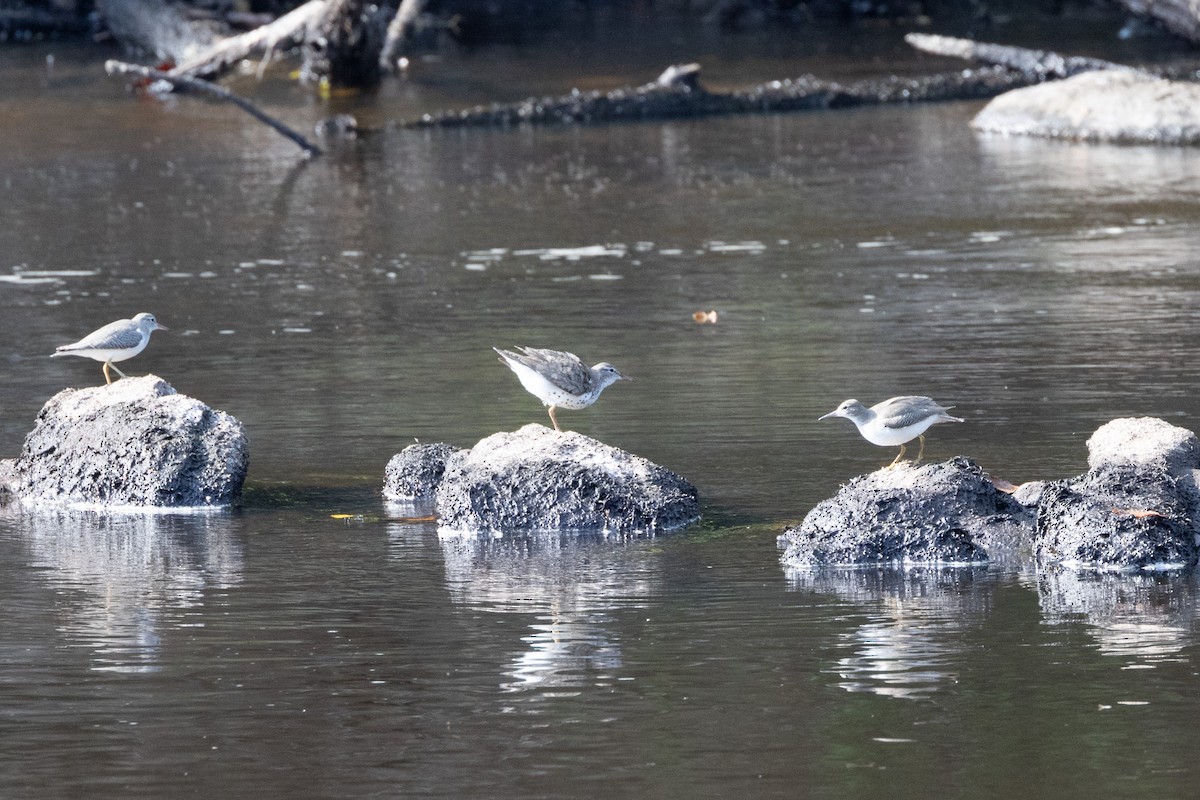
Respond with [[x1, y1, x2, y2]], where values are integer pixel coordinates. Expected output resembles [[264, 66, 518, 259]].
[[778, 457, 1030, 569], [0, 375, 248, 508], [972, 70, 1200, 145], [382, 442, 462, 507], [1031, 418, 1200, 570], [784, 418, 1200, 573], [386, 424, 700, 535]]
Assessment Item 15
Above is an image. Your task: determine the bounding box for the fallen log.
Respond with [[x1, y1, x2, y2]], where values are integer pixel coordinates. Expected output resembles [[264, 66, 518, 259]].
[[105, 60, 323, 156], [905, 32, 1132, 77], [404, 61, 1039, 129]]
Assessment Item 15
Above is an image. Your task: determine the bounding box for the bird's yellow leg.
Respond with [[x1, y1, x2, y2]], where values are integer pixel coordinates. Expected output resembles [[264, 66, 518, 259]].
[[547, 406, 561, 432], [914, 434, 927, 465], [888, 443, 907, 468], [103, 362, 113, 385]]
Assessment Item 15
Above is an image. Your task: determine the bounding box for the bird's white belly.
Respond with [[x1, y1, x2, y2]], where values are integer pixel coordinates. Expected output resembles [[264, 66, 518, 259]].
[[859, 416, 937, 447], [511, 362, 592, 409], [67, 343, 147, 363]]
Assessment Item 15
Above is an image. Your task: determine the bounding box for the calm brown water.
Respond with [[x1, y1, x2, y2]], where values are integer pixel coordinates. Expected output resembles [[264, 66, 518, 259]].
[[3, 24, 1200, 799]]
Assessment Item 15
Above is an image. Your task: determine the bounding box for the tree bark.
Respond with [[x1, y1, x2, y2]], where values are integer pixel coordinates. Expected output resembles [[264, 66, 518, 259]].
[[302, 0, 385, 89]]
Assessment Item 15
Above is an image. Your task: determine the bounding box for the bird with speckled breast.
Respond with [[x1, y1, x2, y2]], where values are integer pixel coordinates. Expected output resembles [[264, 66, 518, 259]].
[[819, 395, 963, 467], [494, 346, 631, 432]]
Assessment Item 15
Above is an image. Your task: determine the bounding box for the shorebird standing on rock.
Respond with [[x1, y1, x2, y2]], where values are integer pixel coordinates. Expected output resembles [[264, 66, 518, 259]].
[[819, 395, 963, 467], [51, 312, 168, 385], [494, 346, 631, 432]]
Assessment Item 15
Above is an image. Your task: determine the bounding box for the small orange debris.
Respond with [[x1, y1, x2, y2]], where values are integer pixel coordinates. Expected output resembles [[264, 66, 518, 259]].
[[693, 310, 718, 324]]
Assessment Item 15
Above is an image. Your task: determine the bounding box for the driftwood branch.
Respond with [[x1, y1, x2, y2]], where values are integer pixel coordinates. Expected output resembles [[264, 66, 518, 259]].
[[380, 0, 427, 71], [105, 60, 323, 157], [904, 33, 1131, 78], [168, 0, 329, 80]]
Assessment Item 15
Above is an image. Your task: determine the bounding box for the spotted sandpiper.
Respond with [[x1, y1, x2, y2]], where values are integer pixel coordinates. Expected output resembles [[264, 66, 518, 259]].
[[51, 312, 168, 384], [494, 346, 630, 432], [819, 395, 963, 467]]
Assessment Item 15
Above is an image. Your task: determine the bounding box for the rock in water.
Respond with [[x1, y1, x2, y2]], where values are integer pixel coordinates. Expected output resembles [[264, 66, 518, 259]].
[[972, 70, 1200, 145], [383, 442, 462, 507], [432, 424, 700, 534], [1033, 418, 1200, 570], [778, 457, 1031, 568], [0, 375, 247, 508]]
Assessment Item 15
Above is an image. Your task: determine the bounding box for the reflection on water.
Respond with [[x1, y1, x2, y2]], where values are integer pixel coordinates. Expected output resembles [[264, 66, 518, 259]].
[[1038, 567, 1198, 665], [5, 29, 1200, 799], [437, 531, 658, 692], [787, 566, 992, 700], [0, 507, 242, 672]]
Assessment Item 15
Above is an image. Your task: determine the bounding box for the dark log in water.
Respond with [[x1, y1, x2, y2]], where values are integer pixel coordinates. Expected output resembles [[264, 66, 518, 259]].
[[0, 5, 91, 37], [404, 62, 1039, 129]]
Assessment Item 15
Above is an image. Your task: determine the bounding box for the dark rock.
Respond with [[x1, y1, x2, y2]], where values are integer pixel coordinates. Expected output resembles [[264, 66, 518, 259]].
[[432, 424, 700, 535], [972, 70, 1200, 145], [778, 457, 1032, 568], [1, 375, 247, 508], [1033, 418, 1200, 570], [382, 442, 461, 506], [315, 113, 360, 139]]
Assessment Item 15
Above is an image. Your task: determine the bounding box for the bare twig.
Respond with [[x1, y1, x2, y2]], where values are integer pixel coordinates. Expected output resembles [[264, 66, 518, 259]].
[[905, 33, 1131, 78], [380, 0, 427, 72], [168, 0, 329, 80], [105, 60, 323, 157]]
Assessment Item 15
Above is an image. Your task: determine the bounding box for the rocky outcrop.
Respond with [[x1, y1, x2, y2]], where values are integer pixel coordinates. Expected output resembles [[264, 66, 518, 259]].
[[382, 442, 461, 507], [972, 70, 1200, 145], [778, 457, 1030, 569], [1031, 418, 1200, 570], [0, 375, 248, 508], [385, 424, 700, 535], [781, 418, 1200, 573]]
